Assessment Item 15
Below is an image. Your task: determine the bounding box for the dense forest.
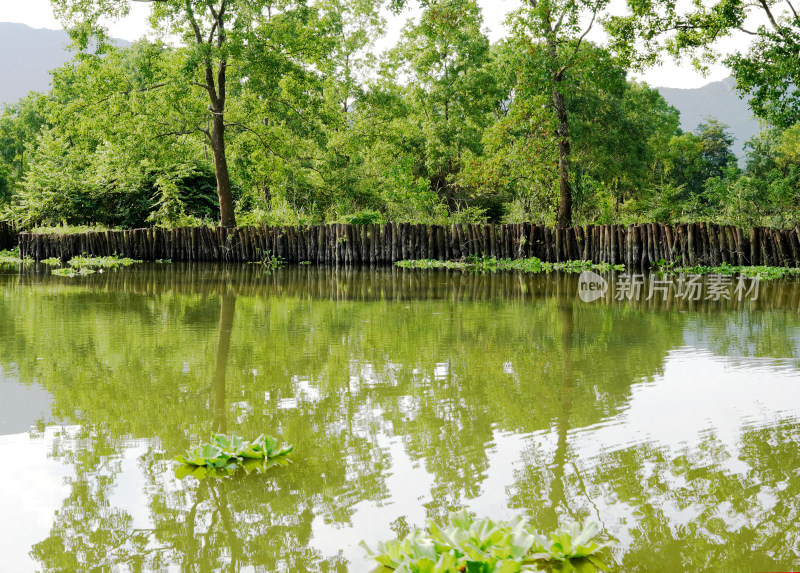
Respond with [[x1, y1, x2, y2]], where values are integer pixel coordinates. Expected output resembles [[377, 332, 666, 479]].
[[0, 0, 798, 229]]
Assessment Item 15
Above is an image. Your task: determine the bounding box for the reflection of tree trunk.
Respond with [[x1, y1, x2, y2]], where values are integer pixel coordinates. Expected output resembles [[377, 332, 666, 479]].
[[183, 482, 209, 573], [212, 294, 236, 434], [213, 483, 243, 572], [549, 303, 575, 523]]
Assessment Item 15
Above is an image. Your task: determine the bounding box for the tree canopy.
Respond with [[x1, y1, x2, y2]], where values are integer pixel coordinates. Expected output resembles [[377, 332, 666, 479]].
[[0, 0, 797, 228]]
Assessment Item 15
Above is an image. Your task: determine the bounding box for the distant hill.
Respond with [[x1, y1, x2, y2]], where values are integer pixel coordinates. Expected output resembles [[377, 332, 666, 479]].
[[656, 77, 762, 159], [0, 22, 129, 108], [0, 23, 74, 107]]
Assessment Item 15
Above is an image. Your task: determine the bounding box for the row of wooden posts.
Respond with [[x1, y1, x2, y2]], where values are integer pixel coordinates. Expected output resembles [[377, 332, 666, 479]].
[[0, 222, 15, 251], [14, 222, 800, 267]]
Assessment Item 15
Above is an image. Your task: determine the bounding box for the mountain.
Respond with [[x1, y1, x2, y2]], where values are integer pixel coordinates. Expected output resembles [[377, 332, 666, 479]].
[[0, 23, 75, 107], [0, 22, 129, 108], [656, 77, 762, 159]]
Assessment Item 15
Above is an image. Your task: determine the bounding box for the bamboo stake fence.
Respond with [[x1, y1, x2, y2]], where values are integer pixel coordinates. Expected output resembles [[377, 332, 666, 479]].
[[0, 222, 15, 251], [15, 222, 800, 267]]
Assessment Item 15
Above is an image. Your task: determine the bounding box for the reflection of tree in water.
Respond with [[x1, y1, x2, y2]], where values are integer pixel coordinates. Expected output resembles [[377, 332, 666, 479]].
[[0, 267, 797, 570], [510, 418, 800, 572], [213, 293, 236, 434]]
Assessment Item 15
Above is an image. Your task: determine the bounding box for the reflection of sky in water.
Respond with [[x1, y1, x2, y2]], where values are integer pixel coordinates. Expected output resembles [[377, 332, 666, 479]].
[[4, 347, 798, 572], [308, 349, 800, 570], [0, 367, 52, 435], [0, 429, 73, 573], [2, 264, 800, 571]]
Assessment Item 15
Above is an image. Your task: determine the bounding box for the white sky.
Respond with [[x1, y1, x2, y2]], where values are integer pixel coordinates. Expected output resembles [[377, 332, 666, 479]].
[[0, 0, 745, 89]]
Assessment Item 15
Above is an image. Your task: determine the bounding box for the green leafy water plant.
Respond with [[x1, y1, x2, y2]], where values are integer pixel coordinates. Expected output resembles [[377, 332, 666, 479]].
[[248, 249, 285, 270], [396, 256, 624, 275], [52, 267, 97, 277], [654, 260, 800, 280], [68, 254, 142, 269], [174, 434, 293, 480], [0, 248, 33, 266], [361, 511, 611, 573]]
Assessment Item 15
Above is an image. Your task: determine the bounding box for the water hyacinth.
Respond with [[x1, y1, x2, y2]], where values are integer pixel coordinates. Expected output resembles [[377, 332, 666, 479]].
[[0, 247, 32, 266], [361, 511, 611, 573], [396, 256, 624, 275], [174, 433, 293, 479]]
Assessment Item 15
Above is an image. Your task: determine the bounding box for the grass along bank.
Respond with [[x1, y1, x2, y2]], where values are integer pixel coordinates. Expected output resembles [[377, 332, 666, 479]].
[[654, 261, 800, 280], [396, 256, 624, 274], [0, 249, 143, 277], [0, 247, 32, 266], [398, 255, 800, 280]]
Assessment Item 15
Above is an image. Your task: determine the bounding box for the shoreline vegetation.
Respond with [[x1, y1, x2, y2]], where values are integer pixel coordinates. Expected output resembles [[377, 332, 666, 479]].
[[0, 248, 141, 276], [0, 0, 797, 233], [396, 257, 625, 274], [4, 247, 800, 280]]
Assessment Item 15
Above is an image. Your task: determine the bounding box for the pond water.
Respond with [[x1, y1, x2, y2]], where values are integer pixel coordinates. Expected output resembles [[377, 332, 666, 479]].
[[1, 264, 799, 572]]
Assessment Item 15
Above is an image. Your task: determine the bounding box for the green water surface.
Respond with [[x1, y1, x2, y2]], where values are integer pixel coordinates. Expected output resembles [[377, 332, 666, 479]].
[[1, 264, 799, 572]]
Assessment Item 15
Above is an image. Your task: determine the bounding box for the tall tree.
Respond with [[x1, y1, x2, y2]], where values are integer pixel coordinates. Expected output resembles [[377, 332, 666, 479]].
[[49, 0, 341, 227], [390, 0, 500, 210], [509, 0, 613, 227]]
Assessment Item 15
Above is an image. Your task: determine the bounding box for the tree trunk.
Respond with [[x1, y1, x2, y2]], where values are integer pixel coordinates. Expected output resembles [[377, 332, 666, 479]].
[[210, 108, 236, 228], [553, 87, 573, 228]]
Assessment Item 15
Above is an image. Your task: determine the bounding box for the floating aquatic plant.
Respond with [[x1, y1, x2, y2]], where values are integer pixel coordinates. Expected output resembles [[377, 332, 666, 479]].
[[174, 433, 293, 479], [396, 256, 624, 274], [68, 254, 141, 269], [248, 249, 285, 270], [654, 259, 800, 280], [52, 267, 97, 277], [362, 511, 611, 573], [0, 247, 32, 266]]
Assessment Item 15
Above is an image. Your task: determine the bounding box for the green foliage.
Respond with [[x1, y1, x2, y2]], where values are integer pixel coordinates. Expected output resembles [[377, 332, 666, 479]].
[[655, 261, 800, 280], [605, 0, 800, 128], [67, 254, 142, 269], [341, 210, 385, 225], [31, 224, 113, 235], [0, 247, 32, 266], [174, 434, 293, 479], [396, 256, 624, 274], [0, 0, 791, 228], [361, 511, 611, 572], [51, 267, 97, 278], [248, 250, 286, 270]]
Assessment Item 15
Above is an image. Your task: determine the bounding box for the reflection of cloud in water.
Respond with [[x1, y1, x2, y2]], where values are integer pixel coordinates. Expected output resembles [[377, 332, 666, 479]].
[[310, 432, 529, 572], [0, 368, 53, 435], [0, 429, 73, 572], [569, 348, 800, 456]]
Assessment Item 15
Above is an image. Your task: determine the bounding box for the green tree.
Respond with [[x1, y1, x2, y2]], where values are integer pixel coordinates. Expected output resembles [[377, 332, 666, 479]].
[[461, 39, 680, 224], [508, 0, 615, 227], [390, 0, 501, 212], [49, 0, 374, 227]]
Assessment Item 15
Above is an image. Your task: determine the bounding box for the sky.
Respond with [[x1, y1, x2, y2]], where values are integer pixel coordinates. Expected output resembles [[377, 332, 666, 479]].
[[0, 0, 748, 89]]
